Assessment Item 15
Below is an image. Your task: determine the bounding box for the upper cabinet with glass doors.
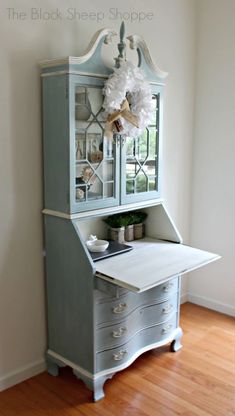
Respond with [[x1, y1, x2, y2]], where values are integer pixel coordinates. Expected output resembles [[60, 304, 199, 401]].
[[40, 27, 168, 215]]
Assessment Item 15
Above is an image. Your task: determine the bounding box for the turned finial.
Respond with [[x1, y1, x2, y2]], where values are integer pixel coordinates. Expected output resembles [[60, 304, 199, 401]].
[[114, 22, 126, 68]]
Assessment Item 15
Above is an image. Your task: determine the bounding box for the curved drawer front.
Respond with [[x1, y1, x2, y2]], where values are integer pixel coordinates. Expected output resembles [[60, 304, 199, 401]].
[[96, 314, 178, 372], [95, 276, 179, 325], [96, 296, 178, 351], [95, 279, 128, 301]]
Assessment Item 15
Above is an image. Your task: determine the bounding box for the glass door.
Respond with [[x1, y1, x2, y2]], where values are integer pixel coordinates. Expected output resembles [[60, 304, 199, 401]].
[[121, 92, 161, 204], [70, 77, 119, 212]]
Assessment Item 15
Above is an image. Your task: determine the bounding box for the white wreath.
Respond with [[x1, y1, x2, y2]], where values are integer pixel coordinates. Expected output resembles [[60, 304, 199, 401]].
[[103, 61, 154, 137]]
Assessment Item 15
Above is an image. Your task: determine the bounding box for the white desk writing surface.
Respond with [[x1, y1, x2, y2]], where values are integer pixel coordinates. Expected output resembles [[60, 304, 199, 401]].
[[96, 238, 220, 293]]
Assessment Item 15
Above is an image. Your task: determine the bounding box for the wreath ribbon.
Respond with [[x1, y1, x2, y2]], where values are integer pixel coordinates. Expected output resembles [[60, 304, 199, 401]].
[[105, 98, 139, 138]]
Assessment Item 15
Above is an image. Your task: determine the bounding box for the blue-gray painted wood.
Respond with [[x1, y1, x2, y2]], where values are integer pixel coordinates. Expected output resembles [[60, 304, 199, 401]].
[[96, 314, 178, 373], [94, 276, 178, 326], [44, 214, 95, 372], [42, 75, 70, 213], [95, 295, 178, 352], [41, 26, 165, 214], [114, 21, 126, 68], [42, 73, 120, 214]]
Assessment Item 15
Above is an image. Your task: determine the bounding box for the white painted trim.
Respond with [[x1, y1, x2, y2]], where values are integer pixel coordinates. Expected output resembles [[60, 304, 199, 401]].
[[42, 199, 164, 220], [47, 350, 94, 379], [48, 328, 181, 380], [127, 34, 168, 80], [41, 70, 109, 79], [188, 293, 235, 317], [42, 209, 72, 219], [0, 360, 46, 392], [39, 28, 117, 68]]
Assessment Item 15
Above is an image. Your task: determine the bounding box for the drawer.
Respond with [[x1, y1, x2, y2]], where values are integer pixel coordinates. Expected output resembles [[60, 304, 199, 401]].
[[96, 295, 178, 351], [95, 276, 178, 305], [94, 276, 179, 325], [94, 278, 128, 300], [96, 314, 178, 372]]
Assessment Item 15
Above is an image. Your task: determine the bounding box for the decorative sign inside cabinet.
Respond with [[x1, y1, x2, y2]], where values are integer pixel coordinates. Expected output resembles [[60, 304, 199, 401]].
[[41, 23, 220, 401]]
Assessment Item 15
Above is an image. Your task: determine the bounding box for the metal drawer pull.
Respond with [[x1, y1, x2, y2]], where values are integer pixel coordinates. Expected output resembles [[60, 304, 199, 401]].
[[113, 350, 127, 361], [162, 304, 173, 314], [162, 324, 173, 334], [162, 282, 174, 292], [112, 327, 127, 338], [112, 303, 127, 314]]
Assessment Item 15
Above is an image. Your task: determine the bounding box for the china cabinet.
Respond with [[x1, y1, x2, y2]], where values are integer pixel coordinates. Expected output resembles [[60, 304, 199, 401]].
[[41, 24, 219, 401]]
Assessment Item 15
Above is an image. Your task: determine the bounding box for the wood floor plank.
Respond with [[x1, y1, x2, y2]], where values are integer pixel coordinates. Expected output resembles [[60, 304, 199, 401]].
[[0, 302, 235, 416]]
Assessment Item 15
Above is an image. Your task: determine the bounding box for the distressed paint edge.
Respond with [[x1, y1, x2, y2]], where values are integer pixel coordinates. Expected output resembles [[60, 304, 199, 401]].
[[0, 360, 46, 392]]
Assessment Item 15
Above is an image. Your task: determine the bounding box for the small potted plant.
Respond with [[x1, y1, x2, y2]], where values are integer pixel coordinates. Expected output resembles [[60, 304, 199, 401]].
[[132, 211, 148, 240], [103, 214, 126, 243], [123, 212, 135, 242]]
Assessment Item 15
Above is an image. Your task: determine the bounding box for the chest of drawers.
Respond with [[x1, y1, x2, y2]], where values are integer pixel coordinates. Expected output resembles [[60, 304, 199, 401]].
[[94, 277, 180, 376]]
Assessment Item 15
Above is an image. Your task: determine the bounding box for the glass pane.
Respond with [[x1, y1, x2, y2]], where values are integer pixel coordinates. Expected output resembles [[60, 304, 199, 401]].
[[87, 176, 103, 200], [148, 127, 157, 159], [149, 177, 156, 191], [102, 136, 113, 158], [136, 173, 147, 193], [76, 132, 86, 161], [87, 132, 103, 164], [104, 182, 114, 198], [136, 133, 148, 161], [143, 159, 157, 176], [126, 136, 135, 158], [126, 180, 135, 194], [124, 93, 160, 197], [75, 164, 95, 201], [74, 84, 116, 204], [97, 160, 114, 182], [149, 95, 158, 125], [75, 86, 92, 122], [126, 161, 138, 179]]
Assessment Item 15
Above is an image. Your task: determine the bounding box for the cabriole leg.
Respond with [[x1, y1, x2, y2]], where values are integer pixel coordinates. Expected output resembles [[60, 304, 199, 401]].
[[170, 327, 183, 352], [73, 370, 115, 401]]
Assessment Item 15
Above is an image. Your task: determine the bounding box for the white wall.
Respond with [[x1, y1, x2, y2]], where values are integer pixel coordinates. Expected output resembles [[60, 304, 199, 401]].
[[189, 0, 235, 316], [0, 0, 196, 389]]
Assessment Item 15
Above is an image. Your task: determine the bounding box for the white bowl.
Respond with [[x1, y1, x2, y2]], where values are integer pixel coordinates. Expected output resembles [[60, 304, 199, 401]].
[[86, 240, 109, 252]]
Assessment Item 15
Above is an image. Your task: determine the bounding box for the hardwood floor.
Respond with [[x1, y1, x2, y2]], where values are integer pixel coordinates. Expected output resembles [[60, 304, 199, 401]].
[[1, 302, 235, 416]]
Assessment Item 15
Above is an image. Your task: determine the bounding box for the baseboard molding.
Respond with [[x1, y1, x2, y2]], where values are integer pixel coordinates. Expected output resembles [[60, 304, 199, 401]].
[[187, 293, 235, 317], [180, 292, 188, 304], [0, 359, 46, 392]]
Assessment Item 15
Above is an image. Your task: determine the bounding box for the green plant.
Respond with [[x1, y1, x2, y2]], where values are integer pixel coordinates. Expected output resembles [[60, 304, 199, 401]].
[[103, 214, 127, 228], [131, 211, 147, 225], [103, 211, 147, 228]]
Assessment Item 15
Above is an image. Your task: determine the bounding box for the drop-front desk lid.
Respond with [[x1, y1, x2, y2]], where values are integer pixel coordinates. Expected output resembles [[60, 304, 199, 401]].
[[95, 238, 220, 293]]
